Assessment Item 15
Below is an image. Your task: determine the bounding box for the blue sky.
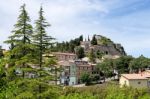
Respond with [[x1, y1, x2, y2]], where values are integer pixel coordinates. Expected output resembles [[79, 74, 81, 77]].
[[0, 0, 150, 57]]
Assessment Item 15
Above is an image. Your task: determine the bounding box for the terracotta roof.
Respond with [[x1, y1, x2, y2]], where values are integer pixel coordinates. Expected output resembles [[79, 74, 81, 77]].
[[145, 70, 150, 73], [142, 70, 150, 75], [121, 74, 150, 80]]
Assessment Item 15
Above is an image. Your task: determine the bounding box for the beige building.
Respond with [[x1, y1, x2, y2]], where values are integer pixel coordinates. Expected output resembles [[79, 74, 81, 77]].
[[120, 72, 150, 88], [53, 52, 77, 61]]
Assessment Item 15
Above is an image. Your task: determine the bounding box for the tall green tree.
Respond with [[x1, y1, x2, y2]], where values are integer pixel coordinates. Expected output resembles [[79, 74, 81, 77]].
[[4, 4, 33, 68], [81, 72, 91, 85], [75, 47, 85, 59], [79, 35, 83, 41], [91, 35, 97, 45], [88, 49, 96, 63], [114, 56, 133, 78], [33, 6, 55, 98], [129, 55, 150, 73], [33, 6, 54, 68], [2, 4, 60, 99], [97, 60, 113, 82]]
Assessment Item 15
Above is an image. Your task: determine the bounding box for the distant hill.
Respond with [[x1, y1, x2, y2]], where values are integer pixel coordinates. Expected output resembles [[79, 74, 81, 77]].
[[51, 35, 126, 56]]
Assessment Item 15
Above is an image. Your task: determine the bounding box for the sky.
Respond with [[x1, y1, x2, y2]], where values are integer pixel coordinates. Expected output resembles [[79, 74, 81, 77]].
[[0, 0, 150, 57]]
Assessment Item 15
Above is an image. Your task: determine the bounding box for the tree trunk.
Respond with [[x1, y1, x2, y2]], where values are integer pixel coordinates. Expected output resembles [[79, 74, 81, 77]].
[[39, 84, 42, 99], [103, 73, 106, 83], [104, 77, 105, 83], [55, 67, 57, 85]]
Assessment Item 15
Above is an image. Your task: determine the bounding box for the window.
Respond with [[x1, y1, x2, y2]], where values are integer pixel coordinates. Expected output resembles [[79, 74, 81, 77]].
[[138, 82, 141, 84]]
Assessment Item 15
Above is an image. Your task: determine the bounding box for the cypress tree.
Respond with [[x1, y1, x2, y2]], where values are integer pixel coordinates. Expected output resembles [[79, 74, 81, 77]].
[[88, 35, 90, 41], [91, 35, 97, 45], [79, 35, 83, 41]]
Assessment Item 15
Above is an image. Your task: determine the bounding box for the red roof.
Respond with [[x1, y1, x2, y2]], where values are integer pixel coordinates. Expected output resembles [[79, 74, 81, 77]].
[[121, 73, 150, 80]]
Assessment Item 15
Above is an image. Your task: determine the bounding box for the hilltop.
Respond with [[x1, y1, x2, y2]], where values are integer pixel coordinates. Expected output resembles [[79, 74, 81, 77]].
[[51, 34, 126, 58]]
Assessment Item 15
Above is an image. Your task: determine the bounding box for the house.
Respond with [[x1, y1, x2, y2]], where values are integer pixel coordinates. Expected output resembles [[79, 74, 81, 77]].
[[53, 52, 77, 61], [74, 60, 95, 83], [120, 72, 150, 88], [58, 60, 95, 85]]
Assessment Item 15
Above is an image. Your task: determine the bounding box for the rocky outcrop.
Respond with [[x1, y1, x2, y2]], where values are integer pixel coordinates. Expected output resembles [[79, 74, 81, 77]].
[[80, 35, 126, 56]]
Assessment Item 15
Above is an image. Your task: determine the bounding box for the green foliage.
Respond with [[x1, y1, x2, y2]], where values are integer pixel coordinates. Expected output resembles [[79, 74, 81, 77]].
[[1, 79, 61, 99], [114, 55, 134, 75], [91, 35, 97, 45], [51, 35, 83, 53], [33, 6, 54, 68], [97, 59, 113, 81], [96, 50, 104, 59], [1, 4, 60, 99], [98, 36, 113, 45], [88, 49, 96, 63], [0, 46, 3, 58], [0, 62, 7, 98], [4, 4, 34, 67], [91, 74, 100, 82], [129, 55, 150, 72], [59, 93, 99, 99], [81, 72, 91, 85], [79, 35, 83, 42], [75, 47, 85, 59], [60, 84, 150, 99]]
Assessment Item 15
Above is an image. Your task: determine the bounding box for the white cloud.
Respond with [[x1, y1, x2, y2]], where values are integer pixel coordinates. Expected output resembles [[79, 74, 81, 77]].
[[0, 0, 150, 57]]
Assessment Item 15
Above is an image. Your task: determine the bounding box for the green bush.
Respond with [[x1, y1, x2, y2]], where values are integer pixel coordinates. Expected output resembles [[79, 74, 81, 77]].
[[60, 84, 150, 99]]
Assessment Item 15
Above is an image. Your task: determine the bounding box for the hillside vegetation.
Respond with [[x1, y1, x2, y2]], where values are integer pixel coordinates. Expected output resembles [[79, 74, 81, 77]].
[[60, 83, 150, 99]]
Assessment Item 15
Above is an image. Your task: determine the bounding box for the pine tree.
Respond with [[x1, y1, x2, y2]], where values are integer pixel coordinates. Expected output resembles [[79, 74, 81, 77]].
[[3, 4, 59, 98], [33, 6, 54, 68], [4, 4, 33, 68], [33, 6, 55, 98]]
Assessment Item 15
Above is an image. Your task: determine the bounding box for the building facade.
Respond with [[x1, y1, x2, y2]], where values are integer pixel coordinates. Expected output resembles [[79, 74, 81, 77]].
[[120, 72, 150, 88], [59, 60, 95, 85], [53, 52, 77, 61]]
